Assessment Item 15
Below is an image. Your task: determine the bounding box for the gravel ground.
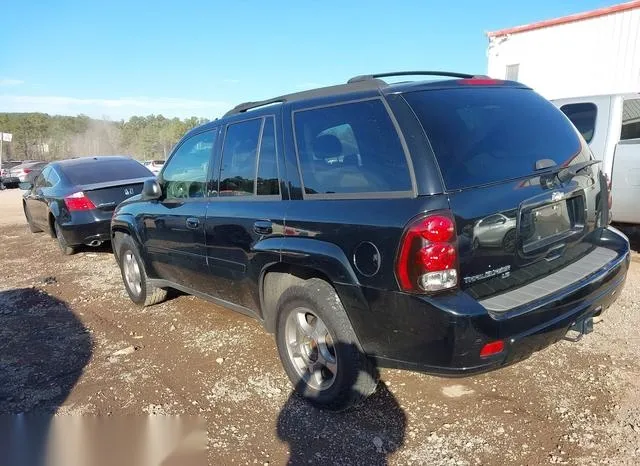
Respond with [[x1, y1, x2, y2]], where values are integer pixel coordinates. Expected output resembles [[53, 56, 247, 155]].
[[1, 188, 639, 465]]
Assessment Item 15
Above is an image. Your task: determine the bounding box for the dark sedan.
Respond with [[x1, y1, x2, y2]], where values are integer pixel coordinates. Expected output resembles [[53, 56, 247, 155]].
[[22, 156, 154, 254]]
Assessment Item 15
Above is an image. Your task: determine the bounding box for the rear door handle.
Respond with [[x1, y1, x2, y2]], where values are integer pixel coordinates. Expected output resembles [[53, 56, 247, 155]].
[[186, 217, 200, 230], [253, 221, 273, 235]]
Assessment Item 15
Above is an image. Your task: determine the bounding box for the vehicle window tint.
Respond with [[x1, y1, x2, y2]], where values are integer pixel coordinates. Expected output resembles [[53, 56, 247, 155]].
[[46, 167, 60, 187], [63, 159, 153, 186], [219, 119, 261, 196], [621, 98, 640, 141], [293, 99, 411, 195], [35, 167, 49, 188], [257, 118, 279, 196], [560, 103, 597, 143], [404, 88, 582, 190], [162, 130, 216, 199]]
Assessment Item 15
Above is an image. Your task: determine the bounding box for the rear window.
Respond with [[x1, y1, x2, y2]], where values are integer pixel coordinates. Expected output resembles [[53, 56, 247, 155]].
[[404, 88, 582, 190], [560, 103, 597, 143], [62, 159, 153, 185]]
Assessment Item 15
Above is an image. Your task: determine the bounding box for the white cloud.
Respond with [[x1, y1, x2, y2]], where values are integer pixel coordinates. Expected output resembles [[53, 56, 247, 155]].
[[0, 95, 231, 119], [0, 79, 24, 86]]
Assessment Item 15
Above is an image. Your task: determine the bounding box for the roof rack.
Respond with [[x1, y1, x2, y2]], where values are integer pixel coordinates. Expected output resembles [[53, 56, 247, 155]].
[[347, 71, 475, 83], [223, 97, 287, 117]]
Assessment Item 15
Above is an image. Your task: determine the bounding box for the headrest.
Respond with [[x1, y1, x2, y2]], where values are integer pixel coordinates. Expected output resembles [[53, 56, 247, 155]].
[[313, 134, 342, 159]]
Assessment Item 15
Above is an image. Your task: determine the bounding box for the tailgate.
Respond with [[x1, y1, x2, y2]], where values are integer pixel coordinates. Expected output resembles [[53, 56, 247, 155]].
[[403, 85, 609, 301]]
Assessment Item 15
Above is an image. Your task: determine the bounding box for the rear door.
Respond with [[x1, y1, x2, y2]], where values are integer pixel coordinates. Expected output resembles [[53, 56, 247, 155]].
[[610, 97, 640, 224], [26, 166, 54, 227], [204, 116, 284, 310], [142, 128, 218, 292], [404, 86, 606, 301]]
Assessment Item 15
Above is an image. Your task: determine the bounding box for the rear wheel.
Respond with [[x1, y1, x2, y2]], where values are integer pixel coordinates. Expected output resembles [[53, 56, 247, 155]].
[[24, 204, 42, 233], [54, 221, 76, 255], [117, 234, 167, 306], [275, 278, 378, 411]]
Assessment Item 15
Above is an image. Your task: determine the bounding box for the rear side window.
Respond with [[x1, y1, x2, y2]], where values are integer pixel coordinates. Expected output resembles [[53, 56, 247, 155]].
[[560, 103, 597, 143], [405, 88, 582, 190], [621, 98, 640, 141], [293, 99, 412, 195], [63, 159, 153, 186], [220, 119, 262, 196], [257, 118, 280, 196]]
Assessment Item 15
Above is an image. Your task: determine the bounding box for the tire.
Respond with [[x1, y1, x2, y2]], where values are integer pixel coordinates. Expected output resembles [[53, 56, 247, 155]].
[[117, 234, 167, 306], [54, 221, 76, 255], [24, 204, 42, 233], [275, 278, 378, 411], [502, 229, 517, 253]]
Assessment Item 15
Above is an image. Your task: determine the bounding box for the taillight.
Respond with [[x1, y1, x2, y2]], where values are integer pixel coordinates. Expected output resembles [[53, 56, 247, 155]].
[[23, 168, 32, 174], [396, 213, 458, 293], [64, 191, 96, 211]]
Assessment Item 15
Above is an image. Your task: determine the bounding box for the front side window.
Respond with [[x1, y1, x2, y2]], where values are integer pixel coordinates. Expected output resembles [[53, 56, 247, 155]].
[[219, 119, 262, 196], [560, 103, 597, 143], [293, 99, 412, 195], [162, 129, 216, 199], [621, 98, 640, 141]]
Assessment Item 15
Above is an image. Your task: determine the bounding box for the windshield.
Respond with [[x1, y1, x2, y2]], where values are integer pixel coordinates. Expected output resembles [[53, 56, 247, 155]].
[[404, 87, 583, 190]]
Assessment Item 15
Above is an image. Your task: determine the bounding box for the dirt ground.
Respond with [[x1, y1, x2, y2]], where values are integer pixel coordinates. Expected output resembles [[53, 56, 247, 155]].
[[1, 188, 639, 465]]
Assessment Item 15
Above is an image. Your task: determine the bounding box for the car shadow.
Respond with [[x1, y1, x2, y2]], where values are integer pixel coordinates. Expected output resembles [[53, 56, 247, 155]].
[[276, 344, 406, 465], [0, 288, 92, 465]]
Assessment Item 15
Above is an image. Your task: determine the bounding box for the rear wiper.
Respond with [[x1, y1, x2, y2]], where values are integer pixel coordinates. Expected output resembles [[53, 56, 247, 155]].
[[556, 160, 600, 183], [534, 158, 599, 182]]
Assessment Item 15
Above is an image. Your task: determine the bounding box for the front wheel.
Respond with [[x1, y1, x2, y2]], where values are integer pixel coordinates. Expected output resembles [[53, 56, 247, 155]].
[[275, 278, 378, 411], [117, 234, 167, 306]]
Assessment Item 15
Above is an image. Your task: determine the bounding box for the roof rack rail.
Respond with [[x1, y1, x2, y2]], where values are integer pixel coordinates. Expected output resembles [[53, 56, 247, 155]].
[[347, 71, 475, 84], [224, 97, 287, 117]]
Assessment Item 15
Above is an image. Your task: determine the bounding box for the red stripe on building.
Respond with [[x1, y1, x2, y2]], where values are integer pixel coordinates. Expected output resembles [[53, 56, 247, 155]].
[[487, 1, 640, 37]]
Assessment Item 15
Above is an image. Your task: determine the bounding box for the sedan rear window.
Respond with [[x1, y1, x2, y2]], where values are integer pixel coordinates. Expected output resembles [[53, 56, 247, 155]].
[[62, 159, 153, 185], [404, 88, 582, 190]]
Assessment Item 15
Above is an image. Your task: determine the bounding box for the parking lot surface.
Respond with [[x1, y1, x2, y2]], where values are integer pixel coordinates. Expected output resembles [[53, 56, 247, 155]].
[[1, 188, 639, 465]]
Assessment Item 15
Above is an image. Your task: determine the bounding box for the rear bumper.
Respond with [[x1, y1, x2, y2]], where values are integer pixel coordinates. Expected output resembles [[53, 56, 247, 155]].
[[57, 213, 112, 246], [1, 176, 20, 186], [344, 227, 630, 375]]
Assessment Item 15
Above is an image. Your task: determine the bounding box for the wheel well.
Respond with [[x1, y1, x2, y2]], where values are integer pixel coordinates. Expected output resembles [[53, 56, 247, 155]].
[[261, 263, 334, 333], [111, 229, 130, 260]]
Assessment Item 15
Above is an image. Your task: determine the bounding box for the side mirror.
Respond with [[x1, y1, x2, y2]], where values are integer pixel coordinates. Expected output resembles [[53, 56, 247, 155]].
[[19, 182, 33, 191], [141, 178, 162, 200]]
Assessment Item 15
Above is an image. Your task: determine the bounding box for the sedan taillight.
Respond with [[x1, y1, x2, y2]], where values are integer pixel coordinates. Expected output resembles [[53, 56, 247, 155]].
[[64, 191, 96, 211]]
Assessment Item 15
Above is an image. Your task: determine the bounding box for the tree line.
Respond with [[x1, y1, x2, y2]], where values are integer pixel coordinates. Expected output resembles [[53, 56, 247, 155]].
[[0, 113, 209, 162]]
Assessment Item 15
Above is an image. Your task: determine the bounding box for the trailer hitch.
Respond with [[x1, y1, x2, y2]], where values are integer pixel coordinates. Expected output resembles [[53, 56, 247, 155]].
[[563, 316, 594, 342]]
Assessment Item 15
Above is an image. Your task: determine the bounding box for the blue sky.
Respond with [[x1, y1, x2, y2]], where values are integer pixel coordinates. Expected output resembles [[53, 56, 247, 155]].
[[0, 0, 622, 120]]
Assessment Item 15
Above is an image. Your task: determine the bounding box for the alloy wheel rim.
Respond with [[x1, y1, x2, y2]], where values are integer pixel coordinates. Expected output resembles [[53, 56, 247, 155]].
[[284, 308, 337, 391], [123, 250, 142, 296]]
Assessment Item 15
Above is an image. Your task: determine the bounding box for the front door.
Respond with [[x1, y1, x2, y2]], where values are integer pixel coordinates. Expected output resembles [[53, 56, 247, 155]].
[[204, 116, 284, 311], [142, 128, 218, 292]]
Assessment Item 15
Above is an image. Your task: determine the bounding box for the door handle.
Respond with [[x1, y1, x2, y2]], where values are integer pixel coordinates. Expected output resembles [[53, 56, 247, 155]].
[[253, 221, 273, 235], [186, 217, 200, 230]]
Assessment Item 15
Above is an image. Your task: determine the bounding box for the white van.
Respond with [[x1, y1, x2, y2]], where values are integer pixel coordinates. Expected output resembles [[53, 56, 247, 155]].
[[553, 94, 640, 225]]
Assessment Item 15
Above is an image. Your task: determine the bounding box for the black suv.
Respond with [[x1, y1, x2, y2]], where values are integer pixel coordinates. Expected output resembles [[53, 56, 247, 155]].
[[112, 71, 630, 410]]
